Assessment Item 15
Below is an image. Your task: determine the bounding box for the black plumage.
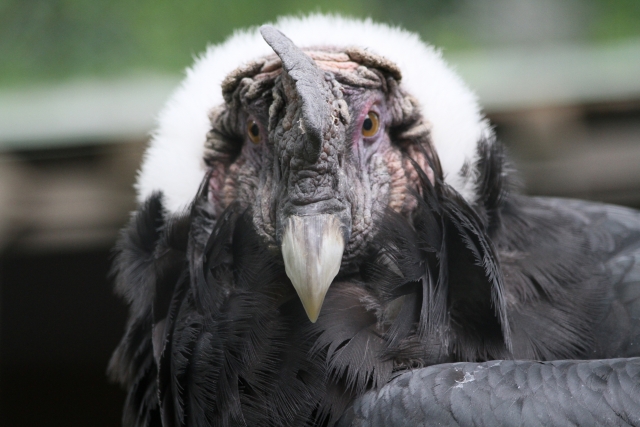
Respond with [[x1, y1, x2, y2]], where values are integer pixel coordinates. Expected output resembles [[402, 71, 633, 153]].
[[340, 358, 640, 427], [110, 146, 640, 425], [109, 23, 640, 427]]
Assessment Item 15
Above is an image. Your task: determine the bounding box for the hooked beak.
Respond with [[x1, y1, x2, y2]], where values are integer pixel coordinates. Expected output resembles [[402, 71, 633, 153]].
[[261, 26, 350, 322], [281, 214, 346, 322]]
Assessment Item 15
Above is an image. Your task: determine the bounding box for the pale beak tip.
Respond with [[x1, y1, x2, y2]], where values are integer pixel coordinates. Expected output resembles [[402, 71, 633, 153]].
[[281, 214, 346, 324], [301, 299, 323, 323], [306, 311, 319, 323]]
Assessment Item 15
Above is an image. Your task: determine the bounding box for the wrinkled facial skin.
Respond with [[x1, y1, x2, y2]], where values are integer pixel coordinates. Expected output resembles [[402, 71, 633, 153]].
[[205, 47, 435, 272]]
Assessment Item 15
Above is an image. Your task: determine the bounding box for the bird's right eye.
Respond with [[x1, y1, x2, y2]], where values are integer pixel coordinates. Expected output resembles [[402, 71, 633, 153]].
[[247, 120, 260, 144]]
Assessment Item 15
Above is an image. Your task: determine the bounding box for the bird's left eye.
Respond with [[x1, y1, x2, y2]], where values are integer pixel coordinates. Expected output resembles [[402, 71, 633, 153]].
[[361, 111, 380, 138], [247, 120, 260, 144]]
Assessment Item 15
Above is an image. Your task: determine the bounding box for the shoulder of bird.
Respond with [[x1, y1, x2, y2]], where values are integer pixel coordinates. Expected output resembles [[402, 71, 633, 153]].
[[110, 14, 640, 427]]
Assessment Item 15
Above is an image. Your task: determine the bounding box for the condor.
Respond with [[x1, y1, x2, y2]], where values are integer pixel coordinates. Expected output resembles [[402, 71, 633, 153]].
[[109, 15, 640, 427]]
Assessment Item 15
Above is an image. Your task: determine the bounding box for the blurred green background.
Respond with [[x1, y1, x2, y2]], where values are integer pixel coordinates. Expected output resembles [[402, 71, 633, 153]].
[[1, 0, 639, 87], [1, 2, 640, 426]]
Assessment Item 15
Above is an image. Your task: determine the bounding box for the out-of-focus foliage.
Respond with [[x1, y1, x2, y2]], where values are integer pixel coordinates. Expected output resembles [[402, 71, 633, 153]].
[[1, 0, 639, 88], [591, 0, 640, 40]]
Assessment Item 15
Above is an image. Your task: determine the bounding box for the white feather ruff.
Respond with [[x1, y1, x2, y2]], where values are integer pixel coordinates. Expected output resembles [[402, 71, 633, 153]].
[[136, 14, 491, 212]]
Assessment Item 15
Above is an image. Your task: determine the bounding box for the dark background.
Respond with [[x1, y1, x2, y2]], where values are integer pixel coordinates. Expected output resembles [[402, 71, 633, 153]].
[[1, 1, 640, 425]]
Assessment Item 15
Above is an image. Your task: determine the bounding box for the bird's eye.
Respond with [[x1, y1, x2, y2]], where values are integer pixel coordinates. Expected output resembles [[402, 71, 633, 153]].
[[361, 111, 380, 138], [247, 120, 260, 144]]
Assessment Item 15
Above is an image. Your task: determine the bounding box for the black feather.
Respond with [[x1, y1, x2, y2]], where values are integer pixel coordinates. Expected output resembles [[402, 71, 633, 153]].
[[111, 143, 640, 426]]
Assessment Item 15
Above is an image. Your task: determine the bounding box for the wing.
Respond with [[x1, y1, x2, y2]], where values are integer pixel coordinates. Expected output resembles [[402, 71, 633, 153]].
[[485, 196, 640, 360], [340, 358, 640, 427], [341, 198, 640, 427], [551, 198, 640, 358]]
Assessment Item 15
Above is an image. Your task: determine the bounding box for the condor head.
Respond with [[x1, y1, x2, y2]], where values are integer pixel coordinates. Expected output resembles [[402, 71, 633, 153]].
[[136, 19, 501, 334], [197, 26, 436, 322]]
